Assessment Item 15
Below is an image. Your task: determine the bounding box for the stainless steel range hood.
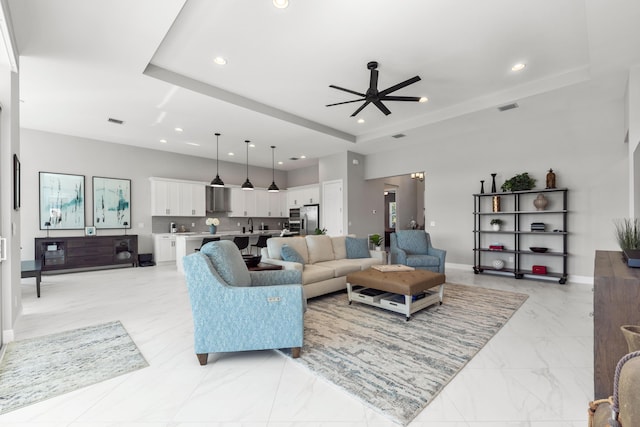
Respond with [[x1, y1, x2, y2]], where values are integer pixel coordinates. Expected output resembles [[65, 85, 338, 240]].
[[206, 186, 230, 212]]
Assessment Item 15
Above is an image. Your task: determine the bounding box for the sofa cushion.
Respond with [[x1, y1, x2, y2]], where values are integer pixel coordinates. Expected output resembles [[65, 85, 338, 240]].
[[345, 237, 371, 259], [266, 236, 309, 263], [199, 240, 251, 287], [301, 264, 335, 285], [317, 259, 363, 277], [406, 254, 440, 268], [281, 244, 305, 264], [305, 235, 335, 264], [331, 236, 347, 260]]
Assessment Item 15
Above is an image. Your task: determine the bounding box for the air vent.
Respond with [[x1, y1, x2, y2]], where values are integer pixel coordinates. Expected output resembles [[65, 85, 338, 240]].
[[392, 133, 406, 139], [289, 157, 299, 161], [498, 103, 519, 112], [107, 117, 125, 125]]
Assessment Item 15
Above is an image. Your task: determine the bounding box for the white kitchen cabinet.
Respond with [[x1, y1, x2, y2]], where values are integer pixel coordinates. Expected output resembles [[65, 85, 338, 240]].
[[153, 234, 176, 263], [229, 187, 257, 217], [287, 185, 319, 208], [150, 179, 180, 216], [150, 178, 206, 217], [255, 189, 269, 217], [180, 182, 206, 216], [267, 191, 287, 217]]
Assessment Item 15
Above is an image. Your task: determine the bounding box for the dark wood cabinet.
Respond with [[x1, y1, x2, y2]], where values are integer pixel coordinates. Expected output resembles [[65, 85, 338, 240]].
[[35, 235, 138, 272], [593, 250, 640, 398]]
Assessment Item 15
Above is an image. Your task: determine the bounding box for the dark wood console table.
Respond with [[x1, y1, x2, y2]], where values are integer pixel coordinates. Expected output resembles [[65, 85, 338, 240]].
[[593, 250, 640, 398], [35, 235, 138, 273]]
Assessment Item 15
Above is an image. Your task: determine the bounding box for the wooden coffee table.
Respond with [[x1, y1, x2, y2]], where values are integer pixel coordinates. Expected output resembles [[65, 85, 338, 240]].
[[346, 266, 445, 320]]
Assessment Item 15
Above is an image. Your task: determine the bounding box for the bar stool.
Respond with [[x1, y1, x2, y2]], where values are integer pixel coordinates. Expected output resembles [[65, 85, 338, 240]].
[[251, 234, 271, 255], [195, 237, 220, 252], [233, 236, 250, 254]]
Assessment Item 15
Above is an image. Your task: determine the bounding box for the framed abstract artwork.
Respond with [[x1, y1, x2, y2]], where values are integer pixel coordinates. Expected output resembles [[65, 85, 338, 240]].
[[39, 172, 85, 229], [93, 176, 131, 229]]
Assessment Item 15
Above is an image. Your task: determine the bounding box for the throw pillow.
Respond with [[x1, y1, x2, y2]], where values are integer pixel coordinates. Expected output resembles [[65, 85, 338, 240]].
[[345, 236, 371, 259], [281, 244, 305, 264]]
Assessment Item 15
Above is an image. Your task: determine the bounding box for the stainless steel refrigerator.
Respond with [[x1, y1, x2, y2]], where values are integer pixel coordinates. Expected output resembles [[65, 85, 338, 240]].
[[300, 204, 319, 235]]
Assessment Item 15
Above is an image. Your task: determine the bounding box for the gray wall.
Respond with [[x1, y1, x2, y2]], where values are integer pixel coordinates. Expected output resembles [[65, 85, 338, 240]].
[[20, 129, 289, 257], [364, 87, 627, 280], [287, 165, 318, 187]]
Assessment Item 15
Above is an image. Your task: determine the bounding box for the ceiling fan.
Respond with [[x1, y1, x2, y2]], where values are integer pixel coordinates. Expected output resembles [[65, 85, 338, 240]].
[[326, 61, 422, 117]]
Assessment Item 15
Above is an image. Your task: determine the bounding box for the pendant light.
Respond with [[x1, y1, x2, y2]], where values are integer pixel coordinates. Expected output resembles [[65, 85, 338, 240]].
[[241, 140, 254, 190], [211, 132, 225, 187], [268, 145, 280, 192]]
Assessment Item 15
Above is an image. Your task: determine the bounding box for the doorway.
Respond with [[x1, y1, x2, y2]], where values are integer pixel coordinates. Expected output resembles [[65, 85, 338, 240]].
[[383, 184, 399, 250]]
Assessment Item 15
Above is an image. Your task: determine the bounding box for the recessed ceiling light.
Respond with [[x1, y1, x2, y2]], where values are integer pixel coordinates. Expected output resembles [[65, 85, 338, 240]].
[[160, 139, 167, 143], [419, 97, 428, 103], [186, 142, 200, 146], [174, 127, 183, 132], [249, 143, 255, 148], [273, 0, 289, 8], [213, 56, 227, 65], [512, 63, 526, 72], [300, 155, 306, 159], [228, 152, 234, 156], [357, 118, 365, 124], [278, 161, 283, 165]]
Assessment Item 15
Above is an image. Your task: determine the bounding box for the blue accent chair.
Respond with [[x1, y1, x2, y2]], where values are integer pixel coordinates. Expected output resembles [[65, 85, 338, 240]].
[[390, 230, 446, 273], [183, 240, 305, 365]]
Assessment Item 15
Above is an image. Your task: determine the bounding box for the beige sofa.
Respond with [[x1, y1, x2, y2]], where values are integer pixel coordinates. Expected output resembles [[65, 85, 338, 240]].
[[261, 235, 385, 299]]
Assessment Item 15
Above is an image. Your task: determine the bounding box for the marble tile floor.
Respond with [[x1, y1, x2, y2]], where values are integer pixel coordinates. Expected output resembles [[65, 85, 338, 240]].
[[4, 263, 593, 426]]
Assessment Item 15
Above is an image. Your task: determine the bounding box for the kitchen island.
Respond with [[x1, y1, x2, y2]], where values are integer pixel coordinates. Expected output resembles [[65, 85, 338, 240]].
[[174, 230, 284, 273]]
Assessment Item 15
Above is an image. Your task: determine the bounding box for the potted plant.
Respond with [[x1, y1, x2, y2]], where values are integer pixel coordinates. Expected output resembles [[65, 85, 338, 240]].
[[501, 172, 536, 192], [314, 227, 327, 235], [369, 233, 384, 250], [614, 218, 640, 250], [490, 218, 503, 231], [206, 217, 220, 234]]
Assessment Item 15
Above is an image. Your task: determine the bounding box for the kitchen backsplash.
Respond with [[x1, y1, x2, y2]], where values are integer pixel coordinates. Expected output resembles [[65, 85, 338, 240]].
[[151, 216, 287, 234]]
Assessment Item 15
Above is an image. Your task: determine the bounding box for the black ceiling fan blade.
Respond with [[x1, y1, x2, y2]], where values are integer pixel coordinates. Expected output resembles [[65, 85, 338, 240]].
[[373, 100, 392, 116], [380, 95, 422, 102], [329, 85, 366, 98], [350, 101, 371, 117], [379, 76, 421, 96], [326, 98, 366, 107], [369, 68, 379, 91]]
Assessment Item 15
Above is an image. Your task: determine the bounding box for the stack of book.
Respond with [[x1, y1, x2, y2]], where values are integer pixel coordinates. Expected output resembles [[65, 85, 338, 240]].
[[531, 222, 546, 231], [489, 244, 505, 250]]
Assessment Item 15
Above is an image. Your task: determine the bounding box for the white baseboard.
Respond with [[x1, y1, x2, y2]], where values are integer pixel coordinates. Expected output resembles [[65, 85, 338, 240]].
[[445, 262, 593, 285], [2, 329, 14, 343]]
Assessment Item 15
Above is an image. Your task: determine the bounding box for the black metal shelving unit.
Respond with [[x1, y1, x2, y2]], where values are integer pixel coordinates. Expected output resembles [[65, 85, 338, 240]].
[[473, 188, 568, 284]]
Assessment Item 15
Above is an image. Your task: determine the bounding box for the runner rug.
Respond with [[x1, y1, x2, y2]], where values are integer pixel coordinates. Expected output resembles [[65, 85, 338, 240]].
[[281, 283, 528, 425], [0, 320, 148, 414]]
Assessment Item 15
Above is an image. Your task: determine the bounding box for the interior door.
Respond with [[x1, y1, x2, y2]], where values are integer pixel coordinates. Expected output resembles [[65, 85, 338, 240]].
[[322, 180, 343, 236]]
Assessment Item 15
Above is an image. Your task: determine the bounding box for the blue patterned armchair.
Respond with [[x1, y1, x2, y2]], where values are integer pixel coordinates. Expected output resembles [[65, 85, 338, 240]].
[[390, 230, 446, 273], [182, 240, 305, 365]]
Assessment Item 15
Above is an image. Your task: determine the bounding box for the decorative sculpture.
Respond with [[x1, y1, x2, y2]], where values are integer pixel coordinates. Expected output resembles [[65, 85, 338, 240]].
[[546, 169, 556, 189]]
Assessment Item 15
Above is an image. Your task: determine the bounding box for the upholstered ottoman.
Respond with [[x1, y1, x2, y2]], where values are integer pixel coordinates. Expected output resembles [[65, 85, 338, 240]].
[[346, 267, 445, 320]]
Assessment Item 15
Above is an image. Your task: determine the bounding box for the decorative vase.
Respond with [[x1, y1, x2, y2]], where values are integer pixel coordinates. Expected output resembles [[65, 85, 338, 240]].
[[533, 193, 548, 211], [492, 259, 505, 270], [621, 325, 640, 352], [209, 225, 217, 234], [492, 196, 501, 212], [492, 224, 500, 231], [480, 180, 485, 194], [375, 246, 381, 251], [546, 168, 556, 189], [491, 173, 497, 193]]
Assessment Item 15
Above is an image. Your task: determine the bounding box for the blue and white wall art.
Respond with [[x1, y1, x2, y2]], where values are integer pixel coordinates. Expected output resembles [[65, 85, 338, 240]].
[[93, 176, 131, 229], [39, 172, 85, 229]]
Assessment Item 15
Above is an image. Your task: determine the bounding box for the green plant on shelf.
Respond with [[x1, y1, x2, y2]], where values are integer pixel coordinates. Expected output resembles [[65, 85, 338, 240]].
[[490, 219, 503, 225], [501, 172, 536, 192]]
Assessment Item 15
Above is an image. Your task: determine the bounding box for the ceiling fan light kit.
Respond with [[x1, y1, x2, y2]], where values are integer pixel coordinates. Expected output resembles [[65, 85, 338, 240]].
[[326, 61, 423, 117]]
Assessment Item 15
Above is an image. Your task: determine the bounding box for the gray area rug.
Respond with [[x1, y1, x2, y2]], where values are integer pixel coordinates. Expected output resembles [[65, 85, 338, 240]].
[[0, 320, 148, 414], [282, 283, 528, 425]]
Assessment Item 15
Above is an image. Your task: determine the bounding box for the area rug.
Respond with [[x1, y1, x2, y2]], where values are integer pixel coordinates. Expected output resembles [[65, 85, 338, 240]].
[[0, 320, 148, 414], [280, 283, 528, 425]]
